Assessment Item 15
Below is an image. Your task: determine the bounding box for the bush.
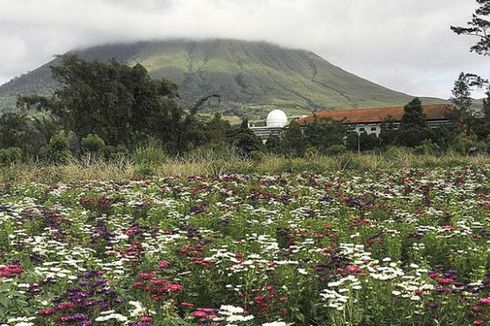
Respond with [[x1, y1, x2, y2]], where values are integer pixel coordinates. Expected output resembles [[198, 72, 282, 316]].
[[40, 133, 71, 163], [326, 144, 347, 156], [133, 139, 167, 165], [0, 147, 22, 165], [413, 140, 440, 155], [450, 136, 486, 155], [104, 145, 129, 161], [81, 134, 105, 154]]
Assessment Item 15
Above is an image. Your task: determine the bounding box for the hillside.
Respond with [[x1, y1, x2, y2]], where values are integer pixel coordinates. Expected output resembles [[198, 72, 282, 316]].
[[0, 39, 443, 116]]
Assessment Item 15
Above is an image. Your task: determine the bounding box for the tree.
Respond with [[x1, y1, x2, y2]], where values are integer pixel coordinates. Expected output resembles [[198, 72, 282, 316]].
[[303, 116, 346, 154], [228, 118, 264, 157], [400, 98, 427, 129], [451, 0, 490, 55], [17, 55, 183, 150], [449, 73, 475, 137], [281, 120, 306, 157], [398, 98, 433, 147]]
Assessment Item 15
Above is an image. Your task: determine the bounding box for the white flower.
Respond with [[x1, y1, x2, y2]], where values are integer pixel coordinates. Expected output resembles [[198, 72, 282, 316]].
[[95, 313, 128, 322], [298, 268, 308, 275]]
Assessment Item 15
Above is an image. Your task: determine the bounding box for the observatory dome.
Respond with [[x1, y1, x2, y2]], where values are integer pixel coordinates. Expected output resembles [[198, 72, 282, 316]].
[[266, 109, 288, 127]]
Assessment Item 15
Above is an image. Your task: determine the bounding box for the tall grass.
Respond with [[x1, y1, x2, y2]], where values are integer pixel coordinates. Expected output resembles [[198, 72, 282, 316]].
[[1, 147, 490, 185]]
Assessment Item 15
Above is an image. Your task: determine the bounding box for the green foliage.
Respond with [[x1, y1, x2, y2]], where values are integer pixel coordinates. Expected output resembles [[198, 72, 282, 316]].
[[0, 147, 22, 165], [281, 120, 306, 157], [133, 139, 168, 166], [17, 55, 183, 149], [229, 120, 264, 158], [40, 133, 70, 163], [81, 134, 105, 154], [303, 117, 346, 154], [346, 132, 382, 152], [450, 136, 486, 155], [400, 98, 427, 129], [325, 144, 347, 155], [451, 0, 490, 55], [413, 139, 440, 155]]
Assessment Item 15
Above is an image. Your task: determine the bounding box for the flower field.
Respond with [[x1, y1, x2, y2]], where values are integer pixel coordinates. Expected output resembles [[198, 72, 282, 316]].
[[0, 167, 489, 325]]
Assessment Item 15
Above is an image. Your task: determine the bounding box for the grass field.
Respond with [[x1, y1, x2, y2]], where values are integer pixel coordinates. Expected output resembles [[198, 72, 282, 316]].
[[0, 153, 489, 325]]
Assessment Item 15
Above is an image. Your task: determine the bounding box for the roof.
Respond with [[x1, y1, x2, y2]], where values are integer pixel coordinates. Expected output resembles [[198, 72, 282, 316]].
[[296, 104, 452, 125]]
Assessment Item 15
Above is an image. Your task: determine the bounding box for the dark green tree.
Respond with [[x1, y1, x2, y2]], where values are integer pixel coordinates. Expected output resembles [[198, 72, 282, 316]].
[[228, 118, 264, 157], [281, 120, 306, 157], [0, 112, 30, 149], [17, 55, 183, 150], [451, 0, 490, 55], [303, 116, 346, 154], [448, 73, 475, 137], [398, 98, 433, 147], [400, 98, 427, 129]]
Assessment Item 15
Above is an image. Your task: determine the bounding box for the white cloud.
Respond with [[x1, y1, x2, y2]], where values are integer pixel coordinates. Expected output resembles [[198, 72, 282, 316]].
[[0, 0, 488, 98]]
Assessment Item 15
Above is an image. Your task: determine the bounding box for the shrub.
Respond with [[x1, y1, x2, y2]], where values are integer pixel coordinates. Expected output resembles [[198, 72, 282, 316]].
[[0, 147, 22, 165], [413, 140, 440, 155], [326, 144, 347, 156], [81, 134, 105, 154], [40, 133, 71, 163], [133, 139, 167, 165]]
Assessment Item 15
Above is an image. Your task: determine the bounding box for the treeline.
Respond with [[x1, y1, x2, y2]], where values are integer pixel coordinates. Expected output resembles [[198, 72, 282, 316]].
[[1, 55, 490, 166]]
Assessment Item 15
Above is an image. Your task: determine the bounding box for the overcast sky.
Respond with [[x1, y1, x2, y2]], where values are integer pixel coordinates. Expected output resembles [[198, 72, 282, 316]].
[[0, 0, 489, 99]]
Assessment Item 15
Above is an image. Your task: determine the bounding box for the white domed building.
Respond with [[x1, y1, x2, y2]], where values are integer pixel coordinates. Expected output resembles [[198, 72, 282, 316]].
[[249, 109, 291, 143], [266, 109, 288, 128]]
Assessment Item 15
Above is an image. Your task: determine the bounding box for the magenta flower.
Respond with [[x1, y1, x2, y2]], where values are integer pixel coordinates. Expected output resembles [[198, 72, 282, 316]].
[[158, 260, 170, 268], [479, 297, 490, 305]]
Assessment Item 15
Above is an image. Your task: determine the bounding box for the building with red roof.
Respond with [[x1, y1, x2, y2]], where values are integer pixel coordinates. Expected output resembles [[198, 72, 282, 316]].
[[296, 104, 452, 136]]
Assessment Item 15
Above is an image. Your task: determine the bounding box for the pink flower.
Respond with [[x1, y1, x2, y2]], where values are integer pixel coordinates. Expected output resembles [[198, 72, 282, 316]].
[[158, 261, 170, 268], [479, 297, 490, 305], [474, 320, 484, 326], [168, 284, 184, 292]]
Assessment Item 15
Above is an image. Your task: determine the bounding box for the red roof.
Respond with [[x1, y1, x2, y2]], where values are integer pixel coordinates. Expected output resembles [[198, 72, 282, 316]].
[[297, 104, 452, 125]]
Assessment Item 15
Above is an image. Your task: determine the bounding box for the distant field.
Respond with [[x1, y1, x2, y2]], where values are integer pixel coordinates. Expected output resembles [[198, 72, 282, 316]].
[[0, 153, 489, 325]]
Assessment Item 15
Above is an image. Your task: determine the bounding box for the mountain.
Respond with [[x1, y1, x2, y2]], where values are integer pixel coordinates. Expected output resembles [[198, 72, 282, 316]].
[[0, 39, 444, 116]]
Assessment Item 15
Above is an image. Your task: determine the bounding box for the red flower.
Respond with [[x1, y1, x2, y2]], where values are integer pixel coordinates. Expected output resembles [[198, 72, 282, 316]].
[[192, 310, 208, 318], [138, 272, 156, 280], [254, 296, 267, 304], [181, 302, 194, 309], [279, 296, 288, 303], [474, 320, 484, 326], [132, 281, 145, 289], [56, 302, 76, 311], [36, 308, 56, 316], [0, 264, 23, 278], [429, 272, 441, 279], [415, 290, 424, 296], [437, 278, 454, 286], [472, 305, 484, 313], [442, 225, 456, 231], [140, 316, 152, 322]]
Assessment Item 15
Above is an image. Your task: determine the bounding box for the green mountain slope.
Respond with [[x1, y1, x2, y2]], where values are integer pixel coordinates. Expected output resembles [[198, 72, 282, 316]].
[[0, 39, 443, 115]]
